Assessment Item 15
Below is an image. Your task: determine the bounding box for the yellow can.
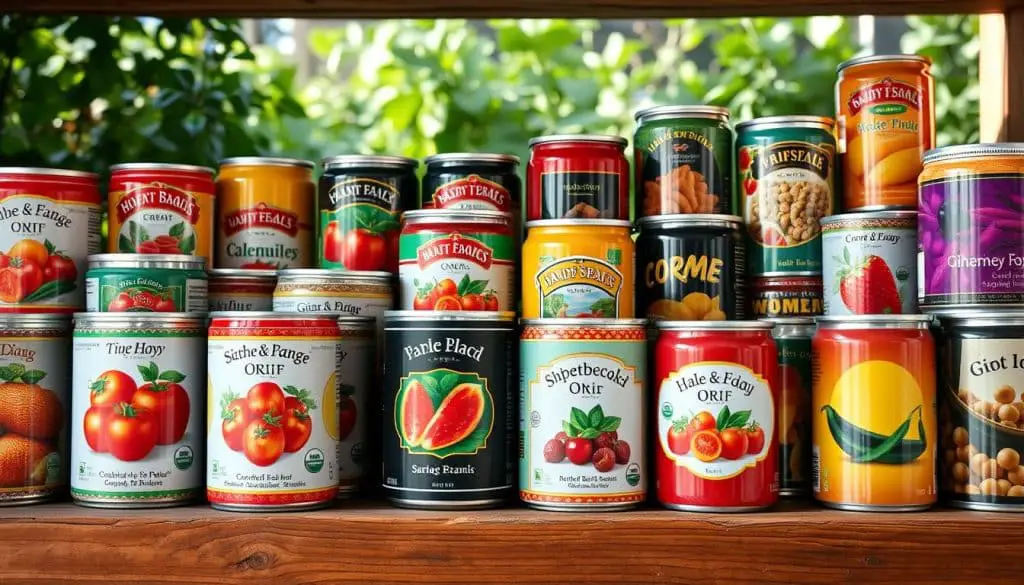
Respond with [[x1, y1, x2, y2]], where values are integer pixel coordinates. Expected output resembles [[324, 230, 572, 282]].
[[215, 157, 316, 269], [521, 219, 634, 319]]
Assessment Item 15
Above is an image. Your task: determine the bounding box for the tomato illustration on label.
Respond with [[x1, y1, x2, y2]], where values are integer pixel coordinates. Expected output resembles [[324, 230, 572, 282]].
[[0, 239, 78, 305], [395, 369, 493, 458], [218, 382, 316, 467], [322, 179, 401, 272], [114, 183, 199, 255], [400, 230, 515, 312]]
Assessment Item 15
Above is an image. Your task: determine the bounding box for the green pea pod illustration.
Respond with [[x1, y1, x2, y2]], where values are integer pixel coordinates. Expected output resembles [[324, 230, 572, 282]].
[[820, 404, 927, 465]]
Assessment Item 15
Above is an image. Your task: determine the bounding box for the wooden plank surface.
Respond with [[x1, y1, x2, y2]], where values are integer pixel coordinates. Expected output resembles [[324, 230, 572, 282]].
[[0, 501, 1019, 584], [3, 0, 1020, 17], [979, 8, 1024, 141]]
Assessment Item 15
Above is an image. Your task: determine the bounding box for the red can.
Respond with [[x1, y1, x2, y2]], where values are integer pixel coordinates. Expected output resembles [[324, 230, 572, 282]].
[[527, 135, 629, 220], [654, 320, 779, 511]]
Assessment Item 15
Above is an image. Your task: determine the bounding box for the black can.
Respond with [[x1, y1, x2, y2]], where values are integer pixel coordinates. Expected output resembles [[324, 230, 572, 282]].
[[382, 310, 516, 509], [422, 153, 520, 215], [318, 155, 418, 272], [635, 214, 745, 321], [765, 317, 814, 497]]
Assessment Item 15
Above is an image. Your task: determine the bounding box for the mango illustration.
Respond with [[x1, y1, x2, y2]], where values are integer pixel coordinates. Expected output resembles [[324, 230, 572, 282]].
[[846, 132, 918, 177], [867, 146, 923, 187]]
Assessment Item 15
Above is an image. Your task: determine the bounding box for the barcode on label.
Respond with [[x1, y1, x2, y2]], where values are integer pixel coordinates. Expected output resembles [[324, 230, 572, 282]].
[[811, 445, 821, 494], [187, 279, 208, 312]]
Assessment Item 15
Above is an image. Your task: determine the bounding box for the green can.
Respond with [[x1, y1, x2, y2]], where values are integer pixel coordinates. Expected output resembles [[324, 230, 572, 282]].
[[84, 254, 207, 313], [633, 105, 734, 219], [736, 116, 837, 275], [765, 316, 813, 497]]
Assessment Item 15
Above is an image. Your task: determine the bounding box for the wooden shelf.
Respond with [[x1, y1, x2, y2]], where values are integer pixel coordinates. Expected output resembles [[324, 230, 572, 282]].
[[0, 500, 1020, 584]]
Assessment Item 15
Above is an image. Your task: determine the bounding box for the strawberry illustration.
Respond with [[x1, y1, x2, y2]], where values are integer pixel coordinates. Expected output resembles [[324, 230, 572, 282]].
[[834, 247, 903, 314]]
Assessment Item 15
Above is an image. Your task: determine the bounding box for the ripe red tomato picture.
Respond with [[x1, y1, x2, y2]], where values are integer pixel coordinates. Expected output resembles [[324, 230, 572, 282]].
[[83, 406, 111, 453], [746, 424, 766, 454], [89, 370, 138, 407], [434, 278, 458, 298], [136, 240, 162, 254], [0, 258, 43, 303], [338, 392, 357, 441], [342, 229, 386, 270], [282, 396, 313, 453], [482, 293, 499, 311], [107, 292, 134, 312], [719, 428, 749, 460], [154, 296, 175, 312], [221, 398, 248, 452], [131, 381, 191, 445], [690, 411, 717, 431], [323, 221, 342, 263], [246, 382, 286, 418], [131, 291, 159, 310], [666, 422, 692, 455], [413, 294, 433, 310], [105, 403, 158, 462], [243, 415, 286, 466], [460, 293, 485, 311], [43, 253, 77, 283]]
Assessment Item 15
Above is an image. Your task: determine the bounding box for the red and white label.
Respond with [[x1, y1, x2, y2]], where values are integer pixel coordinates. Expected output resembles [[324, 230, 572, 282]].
[[432, 175, 510, 211], [416, 234, 493, 270], [116, 183, 200, 224], [222, 204, 299, 237], [847, 78, 921, 115], [217, 203, 309, 269]]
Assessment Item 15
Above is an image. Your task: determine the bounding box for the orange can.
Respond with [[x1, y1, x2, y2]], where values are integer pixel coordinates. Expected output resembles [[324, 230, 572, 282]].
[[836, 55, 934, 211], [215, 157, 315, 270]]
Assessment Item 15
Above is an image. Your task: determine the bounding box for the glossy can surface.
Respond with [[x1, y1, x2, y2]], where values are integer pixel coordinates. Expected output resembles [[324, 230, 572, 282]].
[[522, 220, 633, 319], [812, 315, 936, 510], [208, 269, 276, 312], [766, 317, 814, 496], [422, 153, 521, 214], [84, 254, 207, 313], [526, 135, 629, 220], [654, 321, 779, 511], [519, 319, 646, 511], [336, 316, 375, 497], [273, 269, 393, 317], [749, 274, 824, 318]]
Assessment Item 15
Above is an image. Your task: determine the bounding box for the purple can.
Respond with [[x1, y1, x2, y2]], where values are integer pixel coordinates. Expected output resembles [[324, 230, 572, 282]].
[[919, 144, 1024, 309]]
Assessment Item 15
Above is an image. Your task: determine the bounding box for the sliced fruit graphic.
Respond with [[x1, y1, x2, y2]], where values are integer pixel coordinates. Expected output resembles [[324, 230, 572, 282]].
[[399, 380, 435, 447], [322, 372, 339, 440], [691, 429, 723, 462], [419, 383, 485, 451]]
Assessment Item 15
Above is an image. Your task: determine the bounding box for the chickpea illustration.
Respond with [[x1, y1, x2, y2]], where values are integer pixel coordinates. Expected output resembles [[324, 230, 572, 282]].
[[970, 452, 990, 475], [1009, 485, 1024, 497], [972, 401, 995, 417], [956, 445, 971, 463], [951, 461, 970, 483], [958, 389, 970, 403], [952, 426, 969, 447], [997, 448, 1021, 470], [998, 404, 1021, 423], [998, 479, 1013, 495], [1008, 466, 1024, 486], [965, 484, 982, 495], [1013, 401, 1024, 414], [980, 478, 1000, 495], [994, 385, 1016, 405]]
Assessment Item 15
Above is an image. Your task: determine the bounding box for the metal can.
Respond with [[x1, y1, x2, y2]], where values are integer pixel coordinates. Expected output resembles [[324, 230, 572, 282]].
[[519, 319, 646, 511], [749, 274, 824, 318], [934, 311, 1024, 510], [812, 315, 936, 511], [336, 315, 375, 497], [526, 135, 629, 220], [765, 317, 814, 497], [820, 211, 917, 315], [635, 214, 743, 321], [422, 153, 521, 215], [522, 219, 633, 319], [633, 105, 734, 218], [70, 313, 205, 508], [273, 269, 393, 317], [318, 155, 418, 273], [735, 116, 837, 275], [653, 321, 779, 512], [206, 312, 342, 511], [399, 210, 515, 312], [0, 167, 101, 313], [208, 268, 276, 312], [919, 144, 1024, 308], [382, 311, 515, 509], [0, 315, 70, 505], [215, 157, 316, 270], [108, 163, 215, 258], [836, 54, 935, 211], [84, 254, 207, 313]]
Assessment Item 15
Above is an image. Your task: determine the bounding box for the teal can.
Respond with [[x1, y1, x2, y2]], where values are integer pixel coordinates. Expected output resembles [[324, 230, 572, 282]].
[[84, 254, 207, 312], [736, 116, 837, 275]]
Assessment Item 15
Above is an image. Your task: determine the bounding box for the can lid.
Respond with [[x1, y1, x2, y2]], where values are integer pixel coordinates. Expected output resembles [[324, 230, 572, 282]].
[[219, 156, 315, 169], [819, 210, 918, 226], [837, 53, 931, 72], [527, 134, 628, 148], [815, 314, 933, 328], [321, 155, 418, 170], [635, 214, 742, 230], [209, 311, 341, 320], [209, 268, 278, 279], [734, 115, 835, 132], [0, 313, 72, 329], [402, 209, 512, 225], [0, 167, 99, 180], [337, 315, 377, 326], [276, 268, 393, 283], [634, 105, 730, 123], [384, 310, 516, 322], [524, 218, 632, 229], [655, 320, 773, 331], [73, 312, 206, 326], [423, 153, 520, 166], [922, 304, 1024, 316], [520, 318, 648, 328], [109, 162, 216, 175], [929, 307, 1024, 325], [923, 143, 1024, 164], [87, 253, 207, 270]]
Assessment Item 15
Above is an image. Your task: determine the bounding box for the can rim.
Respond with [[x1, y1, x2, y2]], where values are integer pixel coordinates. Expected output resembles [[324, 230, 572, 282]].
[[73, 312, 205, 324], [751, 272, 824, 279], [655, 320, 773, 331], [525, 219, 632, 229], [922, 304, 1024, 318], [321, 155, 419, 169], [208, 268, 278, 279], [0, 314, 72, 328], [219, 156, 315, 169], [815, 314, 933, 324], [276, 268, 392, 282], [209, 311, 342, 319], [734, 115, 836, 131], [423, 153, 521, 166], [635, 214, 742, 229], [527, 134, 628, 148], [760, 317, 817, 325], [837, 53, 931, 72], [336, 315, 377, 325], [402, 209, 512, 225], [520, 318, 648, 327], [633, 105, 730, 123], [384, 310, 516, 322], [87, 253, 207, 269], [110, 162, 216, 175], [922, 143, 1024, 164], [819, 210, 918, 225], [0, 167, 100, 180]]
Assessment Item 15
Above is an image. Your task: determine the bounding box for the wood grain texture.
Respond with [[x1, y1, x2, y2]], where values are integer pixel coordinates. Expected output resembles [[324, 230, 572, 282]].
[[0, 501, 1019, 585], [978, 8, 1024, 141], [2, 0, 1020, 17]]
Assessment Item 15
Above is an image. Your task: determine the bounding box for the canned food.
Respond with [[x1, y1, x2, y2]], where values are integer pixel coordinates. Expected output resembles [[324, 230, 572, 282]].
[[935, 312, 1024, 510], [526, 135, 629, 220], [216, 157, 316, 270], [319, 155, 418, 273], [84, 254, 207, 313], [522, 219, 633, 319], [207, 312, 342, 511], [208, 269, 276, 312], [735, 116, 837, 274], [70, 313, 205, 507], [108, 163, 215, 258], [633, 106, 733, 218], [399, 210, 515, 312], [273, 269, 393, 317], [0, 167, 101, 312], [336, 315, 375, 497], [765, 317, 814, 497], [422, 153, 521, 216], [635, 214, 743, 321], [820, 211, 917, 315], [653, 321, 778, 512], [0, 315, 70, 505], [749, 274, 824, 318], [519, 319, 646, 511], [919, 144, 1024, 308], [836, 54, 935, 211], [812, 315, 936, 511], [382, 311, 515, 509]]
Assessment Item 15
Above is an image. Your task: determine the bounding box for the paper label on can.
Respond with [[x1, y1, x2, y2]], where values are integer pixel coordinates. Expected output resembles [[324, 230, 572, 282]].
[[535, 256, 623, 318], [821, 217, 917, 315], [337, 332, 373, 488], [320, 177, 403, 272], [209, 292, 273, 312], [540, 171, 620, 219], [273, 293, 391, 317], [399, 231, 515, 312], [657, 362, 773, 480], [432, 175, 510, 211], [219, 203, 308, 269], [112, 183, 203, 254], [85, 275, 207, 312]]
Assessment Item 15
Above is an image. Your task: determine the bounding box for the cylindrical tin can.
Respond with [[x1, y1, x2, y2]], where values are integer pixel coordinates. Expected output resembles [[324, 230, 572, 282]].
[[208, 268, 276, 312], [633, 106, 734, 217], [84, 254, 207, 313], [749, 274, 824, 318], [318, 155, 418, 273], [215, 157, 316, 270], [635, 214, 743, 321], [70, 313, 205, 508], [735, 116, 837, 275], [519, 319, 647, 511], [206, 312, 342, 511], [934, 311, 1024, 510], [765, 317, 814, 497], [399, 209, 515, 312], [820, 211, 917, 315], [422, 153, 521, 215], [382, 311, 515, 509], [335, 315, 375, 498], [522, 219, 633, 319], [526, 135, 629, 220], [273, 269, 393, 317], [0, 167, 101, 313], [919, 144, 1024, 308], [0, 314, 70, 505], [108, 163, 215, 258], [812, 314, 936, 511], [836, 54, 935, 211]]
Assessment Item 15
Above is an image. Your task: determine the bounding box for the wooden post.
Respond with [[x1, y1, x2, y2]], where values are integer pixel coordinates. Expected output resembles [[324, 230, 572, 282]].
[[980, 8, 1024, 142]]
